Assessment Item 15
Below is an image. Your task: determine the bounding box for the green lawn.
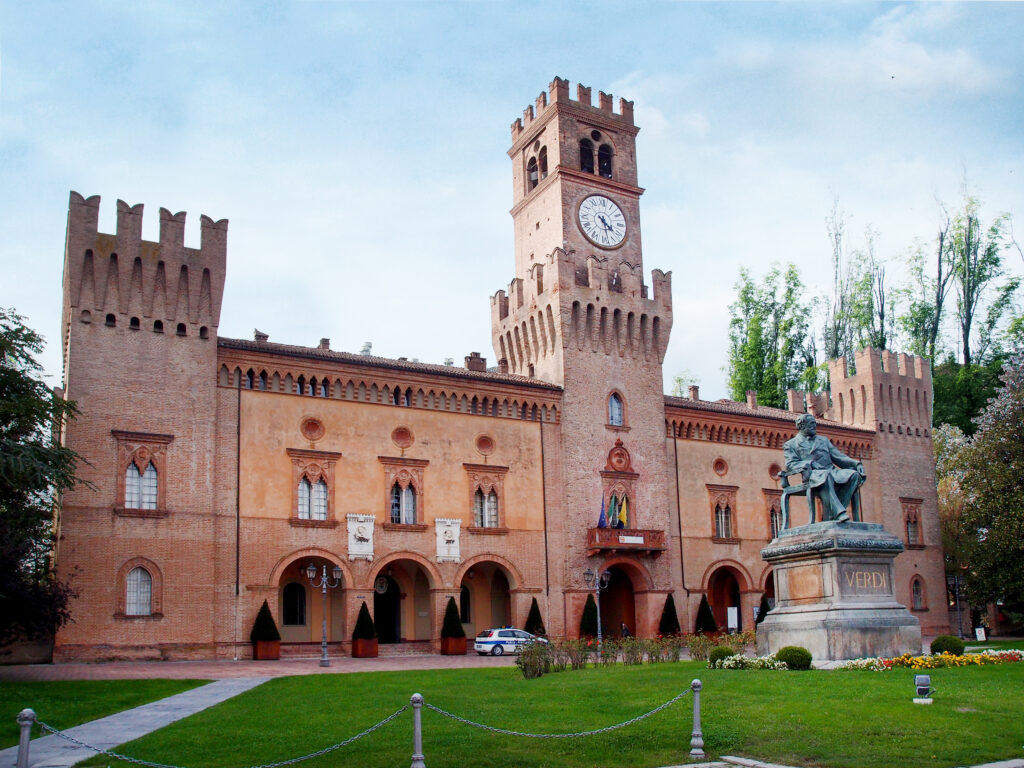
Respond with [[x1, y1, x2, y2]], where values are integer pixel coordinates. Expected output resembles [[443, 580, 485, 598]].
[[0, 679, 207, 749], [68, 662, 1024, 768], [965, 638, 1024, 652]]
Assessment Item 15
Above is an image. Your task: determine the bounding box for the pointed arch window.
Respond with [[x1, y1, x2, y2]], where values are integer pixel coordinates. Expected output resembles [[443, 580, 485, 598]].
[[288, 449, 341, 528], [579, 138, 595, 174], [901, 497, 924, 549], [714, 503, 733, 539], [297, 477, 328, 521], [114, 431, 173, 518], [390, 482, 418, 524], [527, 157, 539, 190], [911, 576, 926, 610], [465, 463, 509, 534], [598, 144, 613, 178], [125, 566, 153, 616], [608, 393, 624, 426], [708, 484, 739, 541], [125, 462, 158, 510], [539, 146, 548, 180], [473, 488, 499, 527]]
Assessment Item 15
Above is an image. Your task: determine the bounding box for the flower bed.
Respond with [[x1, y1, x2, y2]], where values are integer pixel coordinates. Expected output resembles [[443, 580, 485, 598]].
[[710, 654, 789, 670], [835, 649, 1024, 671]]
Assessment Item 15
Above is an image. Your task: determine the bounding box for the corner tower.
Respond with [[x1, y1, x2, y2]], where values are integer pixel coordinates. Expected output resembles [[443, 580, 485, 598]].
[[492, 78, 677, 636]]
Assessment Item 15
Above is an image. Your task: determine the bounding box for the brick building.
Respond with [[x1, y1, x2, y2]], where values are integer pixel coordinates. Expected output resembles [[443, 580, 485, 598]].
[[53, 78, 950, 660]]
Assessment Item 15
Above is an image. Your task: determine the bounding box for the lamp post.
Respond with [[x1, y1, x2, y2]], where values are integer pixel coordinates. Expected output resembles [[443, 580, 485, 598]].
[[583, 567, 611, 652], [306, 562, 342, 667]]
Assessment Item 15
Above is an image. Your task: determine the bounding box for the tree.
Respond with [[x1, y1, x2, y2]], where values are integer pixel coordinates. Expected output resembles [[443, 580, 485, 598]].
[[897, 210, 955, 366], [1, 309, 81, 646], [441, 596, 465, 639], [955, 354, 1024, 608], [579, 594, 598, 638], [694, 595, 718, 633], [657, 594, 681, 636], [668, 370, 700, 397], [523, 597, 545, 636], [727, 264, 815, 407], [933, 423, 969, 580], [931, 357, 1005, 434]]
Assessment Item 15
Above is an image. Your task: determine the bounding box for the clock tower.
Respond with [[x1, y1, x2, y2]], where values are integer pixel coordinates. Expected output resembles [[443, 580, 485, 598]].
[[491, 77, 677, 636]]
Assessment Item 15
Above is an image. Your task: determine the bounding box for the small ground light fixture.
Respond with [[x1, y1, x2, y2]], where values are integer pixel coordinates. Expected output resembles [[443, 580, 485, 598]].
[[913, 674, 933, 704]]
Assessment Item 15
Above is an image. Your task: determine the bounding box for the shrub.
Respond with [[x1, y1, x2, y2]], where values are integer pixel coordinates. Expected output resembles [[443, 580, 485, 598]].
[[695, 595, 718, 633], [642, 638, 664, 663], [714, 654, 789, 670], [660, 634, 684, 662], [708, 645, 737, 667], [441, 596, 465, 639], [579, 594, 598, 638], [658, 594, 681, 636], [524, 597, 546, 636], [250, 600, 281, 643], [561, 638, 590, 670], [686, 632, 715, 661], [620, 636, 644, 665], [549, 642, 569, 672], [352, 601, 377, 641], [931, 635, 965, 656], [717, 629, 756, 655], [776, 645, 812, 670], [597, 637, 619, 666], [515, 640, 551, 679]]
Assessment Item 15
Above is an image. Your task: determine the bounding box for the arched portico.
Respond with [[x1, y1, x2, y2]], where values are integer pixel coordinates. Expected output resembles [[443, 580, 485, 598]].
[[704, 562, 751, 632], [367, 553, 441, 644], [274, 551, 347, 647]]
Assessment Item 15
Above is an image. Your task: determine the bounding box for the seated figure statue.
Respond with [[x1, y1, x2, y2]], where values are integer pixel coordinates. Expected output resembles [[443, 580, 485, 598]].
[[782, 414, 865, 523]]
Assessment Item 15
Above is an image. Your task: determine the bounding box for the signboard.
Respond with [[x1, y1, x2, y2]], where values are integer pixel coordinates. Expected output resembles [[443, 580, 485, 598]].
[[727, 607, 739, 632], [975, 627, 987, 642]]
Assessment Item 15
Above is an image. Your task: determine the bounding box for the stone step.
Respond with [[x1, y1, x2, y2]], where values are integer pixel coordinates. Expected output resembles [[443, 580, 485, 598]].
[[378, 641, 434, 656]]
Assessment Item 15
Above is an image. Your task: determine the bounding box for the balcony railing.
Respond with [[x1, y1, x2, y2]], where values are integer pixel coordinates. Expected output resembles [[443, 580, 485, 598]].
[[587, 527, 667, 557]]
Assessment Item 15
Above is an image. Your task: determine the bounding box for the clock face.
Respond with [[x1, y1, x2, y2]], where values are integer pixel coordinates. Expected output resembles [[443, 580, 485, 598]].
[[578, 195, 627, 248]]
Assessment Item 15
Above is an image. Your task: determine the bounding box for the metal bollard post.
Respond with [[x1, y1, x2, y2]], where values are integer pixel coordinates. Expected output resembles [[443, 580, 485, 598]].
[[410, 693, 426, 768], [689, 679, 705, 760], [16, 708, 36, 768]]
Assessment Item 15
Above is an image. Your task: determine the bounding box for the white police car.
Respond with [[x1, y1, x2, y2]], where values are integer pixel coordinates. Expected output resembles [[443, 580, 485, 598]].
[[474, 628, 547, 656]]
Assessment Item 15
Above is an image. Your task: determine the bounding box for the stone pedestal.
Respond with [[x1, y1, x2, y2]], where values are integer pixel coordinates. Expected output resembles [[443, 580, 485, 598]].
[[757, 521, 921, 661]]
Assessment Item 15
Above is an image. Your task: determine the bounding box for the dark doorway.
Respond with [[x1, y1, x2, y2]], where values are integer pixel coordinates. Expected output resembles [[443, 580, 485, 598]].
[[374, 575, 401, 644], [708, 568, 742, 632], [601, 567, 636, 637]]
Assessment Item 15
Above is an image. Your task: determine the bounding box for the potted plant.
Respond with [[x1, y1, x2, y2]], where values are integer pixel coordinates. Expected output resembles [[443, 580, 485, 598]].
[[351, 601, 378, 658], [440, 596, 467, 655], [250, 600, 281, 660]]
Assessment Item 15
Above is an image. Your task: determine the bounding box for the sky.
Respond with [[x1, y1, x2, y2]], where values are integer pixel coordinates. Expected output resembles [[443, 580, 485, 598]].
[[1, 1, 1022, 400]]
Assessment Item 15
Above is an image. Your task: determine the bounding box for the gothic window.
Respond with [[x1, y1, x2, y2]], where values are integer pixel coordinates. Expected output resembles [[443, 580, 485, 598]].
[[245, 369, 255, 389], [901, 497, 924, 548], [297, 477, 328, 521], [608, 393, 624, 426], [320, 380, 329, 398], [598, 144, 613, 178], [465, 463, 509, 532], [288, 449, 341, 527], [296, 375, 305, 395], [393, 387, 409, 406], [460, 585, 471, 623], [579, 138, 595, 174], [473, 489, 499, 527], [259, 371, 268, 391], [714, 503, 733, 539], [390, 482, 418, 524], [770, 506, 781, 539], [538, 146, 548, 180], [282, 582, 306, 625], [114, 431, 173, 517], [911, 576, 925, 610], [125, 566, 152, 616], [527, 157, 539, 190]]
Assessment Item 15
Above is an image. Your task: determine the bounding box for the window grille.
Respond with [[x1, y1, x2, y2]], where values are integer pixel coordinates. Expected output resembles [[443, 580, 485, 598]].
[[126, 567, 152, 616], [391, 483, 416, 524], [298, 478, 311, 519], [715, 503, 733, 538], [311, 479, 328, 521], [125, 465, 141, 509]]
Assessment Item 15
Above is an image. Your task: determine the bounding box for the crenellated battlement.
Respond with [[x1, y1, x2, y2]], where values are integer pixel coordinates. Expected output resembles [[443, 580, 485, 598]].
[[62, 191, 228, 356], [510, 76, 635, 140]]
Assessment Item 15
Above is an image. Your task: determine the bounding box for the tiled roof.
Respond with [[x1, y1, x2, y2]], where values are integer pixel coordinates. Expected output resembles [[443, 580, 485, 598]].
[[663, 394, 875, 435], [217, 337, 562, 391]]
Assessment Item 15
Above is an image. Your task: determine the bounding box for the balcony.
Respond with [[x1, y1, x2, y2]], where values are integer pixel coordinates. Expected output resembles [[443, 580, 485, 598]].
[[587, 528, 667, 557]]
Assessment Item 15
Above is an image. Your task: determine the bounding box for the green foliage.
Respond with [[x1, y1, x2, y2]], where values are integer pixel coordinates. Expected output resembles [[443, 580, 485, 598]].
[[727, 264, 816, 408], [352, 601, 377, 640], [657, 594, 681, 636], [755, 594, 771, 626], [708, 646, 737, 666], [250, 600, 281, 643], [686, 632, 715, 661], [523, 597, 545, 636], [441, 596, 465, 638], [931, 635, 966, 656], [776, 645, 812, 670], [0, 308, 82, 645], [932, 357, 1005, 434], [694, 594, 718, 633], [954, 354, 1024, 607], [514, 640, 552, 679], [578, 594, 598, 638]]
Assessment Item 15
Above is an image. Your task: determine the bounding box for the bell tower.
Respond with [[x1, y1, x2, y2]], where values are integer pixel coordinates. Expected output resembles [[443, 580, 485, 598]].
[[491, 78, 676, 637]]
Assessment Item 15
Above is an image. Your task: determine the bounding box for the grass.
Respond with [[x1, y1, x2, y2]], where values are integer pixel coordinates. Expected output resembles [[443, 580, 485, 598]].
[[65, 662, 1024, 768], [0, 679, 207, 749], [965, 638, 1024, 652]]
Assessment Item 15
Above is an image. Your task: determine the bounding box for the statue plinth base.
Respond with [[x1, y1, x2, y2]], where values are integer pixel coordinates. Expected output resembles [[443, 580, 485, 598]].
[[756, 522, 921, 661]]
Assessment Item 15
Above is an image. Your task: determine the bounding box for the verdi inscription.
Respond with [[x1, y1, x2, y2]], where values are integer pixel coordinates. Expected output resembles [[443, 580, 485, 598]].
[[839, 563, 892, 597]]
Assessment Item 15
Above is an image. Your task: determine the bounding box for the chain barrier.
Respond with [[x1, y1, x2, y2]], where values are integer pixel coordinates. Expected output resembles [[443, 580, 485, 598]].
[[424, 687, 691, 739], [35, 704, 408, 768]]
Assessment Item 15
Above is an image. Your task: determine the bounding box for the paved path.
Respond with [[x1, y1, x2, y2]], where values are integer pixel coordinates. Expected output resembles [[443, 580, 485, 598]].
[[0, 678, 268, 768], [0, 652, 516, 681]]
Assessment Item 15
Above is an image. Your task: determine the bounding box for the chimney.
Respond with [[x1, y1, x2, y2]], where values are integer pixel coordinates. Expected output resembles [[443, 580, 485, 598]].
[[498, 358, 509, 374], [746, 390, 758, 409], [465, 352, 487, 373], [688, 385, 700, 401], [254, 329, 269, 343], [319, 338, 330, 350], [786, 389, 805, 413]]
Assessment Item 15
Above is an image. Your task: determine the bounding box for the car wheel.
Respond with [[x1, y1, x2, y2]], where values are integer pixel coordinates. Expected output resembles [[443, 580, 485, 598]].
[[491, 645, 504, 656]]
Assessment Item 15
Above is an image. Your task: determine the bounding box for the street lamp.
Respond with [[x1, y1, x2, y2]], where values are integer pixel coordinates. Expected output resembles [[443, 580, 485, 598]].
[[306, 562, 342, 667], [583, 567, 612, 652]]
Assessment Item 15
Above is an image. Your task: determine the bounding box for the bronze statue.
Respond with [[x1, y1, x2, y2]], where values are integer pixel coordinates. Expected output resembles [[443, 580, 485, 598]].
[[781, 414, 865, 526]]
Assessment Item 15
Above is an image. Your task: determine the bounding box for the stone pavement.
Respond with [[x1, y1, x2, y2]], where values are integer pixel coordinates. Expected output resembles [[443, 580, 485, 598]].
[[0, 677, 268, 768]]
